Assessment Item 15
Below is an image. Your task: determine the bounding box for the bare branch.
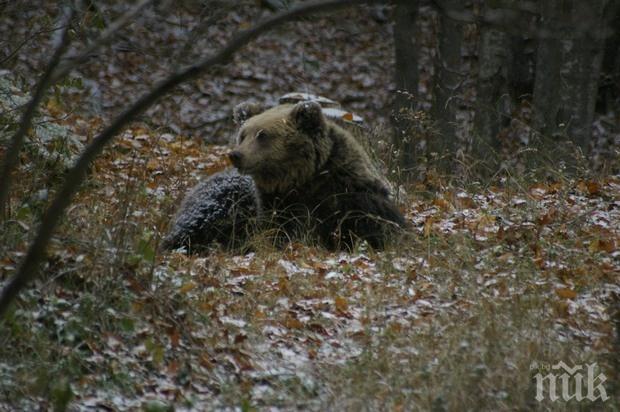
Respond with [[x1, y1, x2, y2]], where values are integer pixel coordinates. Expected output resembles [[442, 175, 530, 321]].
[[0, 6, 75, 218], [0, 0, 155, 218], [51, 0, 154, 83], [0, 0, 384, 317], [0, 25, 68, 67]]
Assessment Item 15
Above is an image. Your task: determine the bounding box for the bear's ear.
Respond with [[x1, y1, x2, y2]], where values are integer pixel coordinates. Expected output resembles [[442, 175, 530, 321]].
[[233, 101, 264, 125], [291, 101, 325, 135]]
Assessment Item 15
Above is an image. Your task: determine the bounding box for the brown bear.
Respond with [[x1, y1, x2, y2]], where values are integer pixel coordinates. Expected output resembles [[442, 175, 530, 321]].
[[229, 100, 405, 249]]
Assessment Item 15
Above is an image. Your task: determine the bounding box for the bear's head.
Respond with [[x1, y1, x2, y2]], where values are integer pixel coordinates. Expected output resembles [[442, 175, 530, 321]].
[[229, 101, 333, 194]]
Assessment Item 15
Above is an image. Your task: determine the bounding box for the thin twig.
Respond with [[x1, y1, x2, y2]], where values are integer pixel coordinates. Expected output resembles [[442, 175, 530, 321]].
[[0, 0, 384, 317], [0, 6, 75, 218], [51, 0, 154, 83], [0, 0, 155, 218], [0, 25, 66, 67]]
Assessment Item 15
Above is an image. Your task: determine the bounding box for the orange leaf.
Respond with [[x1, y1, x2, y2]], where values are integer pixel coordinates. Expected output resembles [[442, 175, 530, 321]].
[[589, 238, 616, 253], [455, 195, 476, 209], [179, 282, 196, 294], [555, 288, 577, 299], [577, 180, 601, 196], [424, 217, 434, 237], [342, 112, 354, 121], [230, 266, 252, 276], [254, 310, 266, 319], [433, 196, 452, 210], [585, 181, 601, 195], [284, 317, 303, 329], [335, 296, 348, 312]]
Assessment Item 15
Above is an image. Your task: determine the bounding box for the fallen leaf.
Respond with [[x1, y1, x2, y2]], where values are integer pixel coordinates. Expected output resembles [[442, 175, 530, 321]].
[[179, 282, 196, 294], [283, 317, 303, 329], [589, 238, 616, 253], [555, 288, 577, 300], [335, 296, 348, 312]]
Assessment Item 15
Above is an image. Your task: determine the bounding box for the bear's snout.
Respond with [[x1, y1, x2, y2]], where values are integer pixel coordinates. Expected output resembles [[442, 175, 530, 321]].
[[228, 150, 243, 168]]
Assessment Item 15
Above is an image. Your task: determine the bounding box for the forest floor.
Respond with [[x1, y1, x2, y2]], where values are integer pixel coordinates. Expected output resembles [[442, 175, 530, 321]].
[[1, 93, 619, 410], [1, 2, 619, 411]]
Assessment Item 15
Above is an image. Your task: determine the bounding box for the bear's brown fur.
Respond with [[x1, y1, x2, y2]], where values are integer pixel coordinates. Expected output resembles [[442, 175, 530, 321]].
[[229, 101, 405, 249]]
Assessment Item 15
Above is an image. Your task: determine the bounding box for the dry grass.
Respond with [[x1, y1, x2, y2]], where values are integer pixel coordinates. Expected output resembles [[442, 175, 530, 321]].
[[1, 102, 619, 411]]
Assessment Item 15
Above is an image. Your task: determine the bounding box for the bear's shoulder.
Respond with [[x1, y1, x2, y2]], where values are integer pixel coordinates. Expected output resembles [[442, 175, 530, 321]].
[[321, 123, 391, 195]]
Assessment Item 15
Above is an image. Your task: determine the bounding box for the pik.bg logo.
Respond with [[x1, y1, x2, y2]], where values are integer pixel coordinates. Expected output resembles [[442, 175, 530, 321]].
[[531, 361, 609, 402]]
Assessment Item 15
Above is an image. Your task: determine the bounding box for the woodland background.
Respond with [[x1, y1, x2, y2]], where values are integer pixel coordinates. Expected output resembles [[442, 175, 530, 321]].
[[0, 0, 619, 410]]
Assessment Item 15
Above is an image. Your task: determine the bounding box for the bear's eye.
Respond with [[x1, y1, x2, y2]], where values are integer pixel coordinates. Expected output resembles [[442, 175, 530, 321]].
[[256, 130, 268, 141]]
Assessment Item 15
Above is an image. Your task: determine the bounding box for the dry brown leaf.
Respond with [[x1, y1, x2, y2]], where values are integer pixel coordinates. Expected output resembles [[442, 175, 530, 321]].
[[455, 195, 476, 209], [335, 296, 348, 312], [537, 207, 557, 226], [577, 180, 601, 196], [388, 322, 402, 334], [433, 197, 452, 211], [169, 329, 181, 348], [554, 300, 570, 317], [284, 317, 303, 329], [254, 310, 266, 319], [146, 159, 159, 171], [167, 360, 180, 375], [312, 262, 329, 276], [555, 288, 577, 300], [529, 183, 549, 199], [199, 354, 214, 369], [556, 268, 576, 283], [589, 238, 616, 253], [179, 282, 196, 294], [277, 276, 289, 293], [424, 217, 434, 237]]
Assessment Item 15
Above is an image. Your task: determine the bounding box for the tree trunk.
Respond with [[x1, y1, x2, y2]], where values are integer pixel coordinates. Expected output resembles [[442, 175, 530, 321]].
[[473, 13, 511, 159], [599, 2, 620, 114], [392, 0, 419, 174], [432, 0, 464, 157], [508, 36, 536, 100], [532, 0, 610, 151], [531, 6, 563, 139]]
